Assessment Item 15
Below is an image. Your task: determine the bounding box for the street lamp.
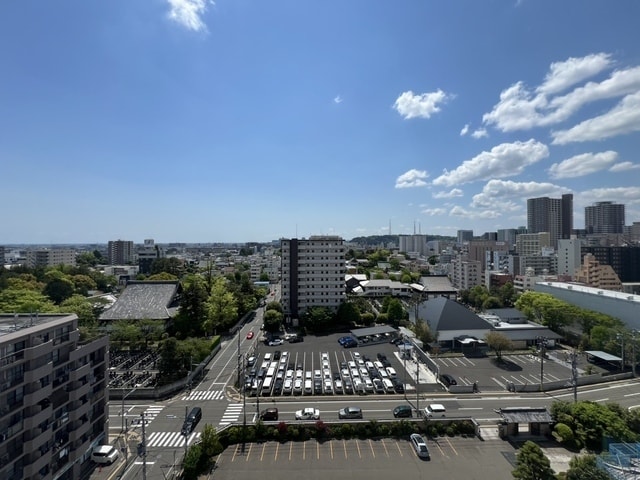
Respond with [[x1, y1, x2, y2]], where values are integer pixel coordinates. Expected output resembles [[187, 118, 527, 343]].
[[537, 336, 548, 391], [616, 333, 625, 372]]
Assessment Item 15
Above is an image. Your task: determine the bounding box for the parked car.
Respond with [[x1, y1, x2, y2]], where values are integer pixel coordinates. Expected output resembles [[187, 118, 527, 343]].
[[295, 407, 320, 420], [439, 373, 457, 386], [338, 406, 363, 419], [92, 445, 120, 465], [259, 408, 279, 421], [410, 433, 430, 459], [268, 338, 284, 346], [392, 405, 412, 418], [392, 378, 405, 394], [288, 335, 303, 343], [247, 356, 257, 367]]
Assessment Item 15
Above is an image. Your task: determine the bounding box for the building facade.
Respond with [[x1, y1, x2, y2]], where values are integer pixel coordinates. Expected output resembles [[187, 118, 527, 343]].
[[0, 313, 109, 480], [575, 253, 622, 291], [527, 193, 573, 248], [585, 201, 625, 234], [557, 238, 582, 278], [280, 236, 346, 320], [398, 234, 429, 256], [137, 239, 164, 274], [26, 249, 76, 268], [107, 240, 134, 265], [582, 246, 640, 283]]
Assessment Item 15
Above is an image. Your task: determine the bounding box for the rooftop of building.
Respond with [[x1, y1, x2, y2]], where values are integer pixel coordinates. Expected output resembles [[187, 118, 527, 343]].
[[0, 313, 75, 338], [537, 281, 640, 302]]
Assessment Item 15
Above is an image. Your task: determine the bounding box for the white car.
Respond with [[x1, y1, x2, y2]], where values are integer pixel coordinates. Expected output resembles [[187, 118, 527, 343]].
[[348, 361, 356, 369], [294, 379, 303, 394], [353, 352, 361, 359], [283, 378, 293, 394], [268, 339, 284, 346], [424, 404, 446, 417], [295, 407, 320, 420], [92, 445, 119, 465], [410, 434, 430, 459], [334, 379, 343, 393], [323, 379, 333, 394], [364, 378, 374, 393]]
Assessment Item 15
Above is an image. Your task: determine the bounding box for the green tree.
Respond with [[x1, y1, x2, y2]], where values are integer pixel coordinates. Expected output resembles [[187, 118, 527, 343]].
[[386, 299, 405, 327], [263, 309, 283, 333], [178, 275, 209, 336], [484, 331, 513, 361], [411, 319, 435, 345], [151, 257, 184, 277], [0, 288, 57, 313], [200, 424, 223, 457], [266, 301, 283, 313], [43, 277, 75, 304], [336, 302, 361, 326], [138, 319, 164, 349], [157, 337, 181, 380], [565, 454, 612, 480], [303, 307, 333, 333], [110, 320, 143, 350], [72, 274, 97, 295], [60, 295, 98, 327], [512, 440, 555, 480], [204, 278, 238, 335], [181, 443, 203, 480]]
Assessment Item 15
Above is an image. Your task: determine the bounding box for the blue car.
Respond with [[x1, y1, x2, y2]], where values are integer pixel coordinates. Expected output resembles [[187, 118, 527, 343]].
[[338, 336, 352, 345], [343, 339, 358, 348]]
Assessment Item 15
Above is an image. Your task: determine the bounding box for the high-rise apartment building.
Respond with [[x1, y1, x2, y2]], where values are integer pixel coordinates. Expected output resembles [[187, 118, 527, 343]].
[[456, 230, 474, 244], [0, 313, 109, 480], [557, 238, 582, 277], [280, 236, 346, 320], [398, 234, 428, 256], [137, 239, 164, 274], [497, 229, 518, 250], [585, 201, 625, 234], [107, 240, 134, 265], [527, 193, 573, 248], [26, 249, 76, 268]]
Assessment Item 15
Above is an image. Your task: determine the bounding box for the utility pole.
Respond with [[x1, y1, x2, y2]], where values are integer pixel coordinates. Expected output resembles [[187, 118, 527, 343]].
[[617, 333, 625, 372], [415, 360, 420, 416], [570, 349, 578, 403], [633, 330, 637, 378], [537, 336, 547, 392], [184, 406, 188, 458], [140, 412, 147, 480], [242, 356, 247, 454]]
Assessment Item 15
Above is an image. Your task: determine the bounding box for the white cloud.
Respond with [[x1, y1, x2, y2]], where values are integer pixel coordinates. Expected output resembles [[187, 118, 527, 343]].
[[482, 53, 640, 133], [422, 208, 447, 216], [167, 0, 211, 32], [393, 89, 450, 119], [471, 179, 567, 210], [548, 151, 618, 179], [471, 128, 488, 139], [449, 205, 501, 219], [460, 124, 470, 136], [610, 161, 640, 172], [433, 188, 463, 199], [551, 91, 640, 144], [334, 95, 343, 104], [537, 53, 613, 95], [432, 139, 549, 187], [395, 169, 429, 189], [578, 186, 640, 204]]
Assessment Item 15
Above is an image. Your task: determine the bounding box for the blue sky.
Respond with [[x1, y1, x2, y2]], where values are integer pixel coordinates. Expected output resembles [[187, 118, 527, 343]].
[[1, 0, 639, 244]]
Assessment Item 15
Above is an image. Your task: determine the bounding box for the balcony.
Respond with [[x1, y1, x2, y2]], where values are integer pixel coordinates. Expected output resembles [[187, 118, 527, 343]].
[[23, 404, 52, 431], [69, 418, 91, 443], [69, 363, 90, 382], [22, 451, 50, 478], [24, 361, 53, 384], [24, 382, 52, 406], [69, 400, 91, 423], [68, 380, 90, 401], [24, 339, 53, 361]]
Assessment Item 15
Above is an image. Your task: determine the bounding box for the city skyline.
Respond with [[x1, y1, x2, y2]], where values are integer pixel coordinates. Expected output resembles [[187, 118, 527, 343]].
[[1, 1, 640, 244]]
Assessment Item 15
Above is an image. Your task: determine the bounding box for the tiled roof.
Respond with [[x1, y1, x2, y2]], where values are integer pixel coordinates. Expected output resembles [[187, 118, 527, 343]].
[[99, 281, 180, 321]]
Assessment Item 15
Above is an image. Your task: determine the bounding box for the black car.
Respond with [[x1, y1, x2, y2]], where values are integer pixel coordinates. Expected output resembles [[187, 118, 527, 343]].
[[439, 373, 457, 386], [377, 353, 388, 361], [314, 379, 323, 395], [274, 350, 281, 361], [392, 378, 405, 393], [392, 405, 412, 418], [259, 408, 279, 421], [288, 335, 303, 343]]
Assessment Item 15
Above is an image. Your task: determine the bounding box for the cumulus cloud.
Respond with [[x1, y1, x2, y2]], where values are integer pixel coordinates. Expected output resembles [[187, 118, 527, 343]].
[[395, 169, 429, 188], [167, 0, 211, 32], [432, 139, 549, 187], [460, 124, 470, 136], [449, 205, 501, 219], [471, 179, 567, 210], [334, 95, 343, 104], [579, 186, 640, 204], [610, 161, 640, 172], [422, 208, 447, 216], [548, 151, 618, 179], [551, 91, 640, 144], [482, 53, 640, 134], [393, 89, 450, 119], [433, 188, 463, 199], [471, 128, 488, 139]]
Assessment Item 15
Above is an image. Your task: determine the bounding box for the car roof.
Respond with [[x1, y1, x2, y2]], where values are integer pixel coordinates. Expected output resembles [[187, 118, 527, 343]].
[[94, 445, 116, 454]]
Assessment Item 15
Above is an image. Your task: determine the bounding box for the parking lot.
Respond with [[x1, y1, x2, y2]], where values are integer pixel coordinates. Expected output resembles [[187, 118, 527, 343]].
[[243, 331, 432, 398], [213, 437, 517, 480]]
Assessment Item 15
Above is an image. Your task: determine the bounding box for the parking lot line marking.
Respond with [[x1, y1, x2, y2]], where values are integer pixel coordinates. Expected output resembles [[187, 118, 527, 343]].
[[330, 440, 334, 459], [246, 442, 253, 462], [381, 438, 390, 457], [302, 440, 306, 460], [492, 377, 506, 388], [432, 438, 447, 458], [260, 442, 266, 462], [317, 440, 320, 460], [394, 439, 403, 457], [343, 439, 348, 459], [274, 442, 279, 461], [444, 437, 458, 456], [368, 439, 375, 458], [289, 442, 293, 461], [356, 439, 362, 458]]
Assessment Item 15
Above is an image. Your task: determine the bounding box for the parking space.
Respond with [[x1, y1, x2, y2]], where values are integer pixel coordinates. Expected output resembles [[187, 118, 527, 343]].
[[214, 437, 517, 480]]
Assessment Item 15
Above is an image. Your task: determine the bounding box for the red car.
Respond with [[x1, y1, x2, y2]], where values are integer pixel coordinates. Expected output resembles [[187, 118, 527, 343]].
[[246, 331, 254, 340]]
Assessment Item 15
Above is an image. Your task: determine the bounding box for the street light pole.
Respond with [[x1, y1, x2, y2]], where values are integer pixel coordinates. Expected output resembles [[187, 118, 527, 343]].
[[537, 336, 547, 392]]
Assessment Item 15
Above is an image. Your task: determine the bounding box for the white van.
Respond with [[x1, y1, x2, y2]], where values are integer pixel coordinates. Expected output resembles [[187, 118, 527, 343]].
[[425, 403, 446, 417], [382, 378, 395, 393], [261, 376, 273, 395], [304, 379, 313, 394], [386, 367, 397, 378], [92, 445, 120, 464]]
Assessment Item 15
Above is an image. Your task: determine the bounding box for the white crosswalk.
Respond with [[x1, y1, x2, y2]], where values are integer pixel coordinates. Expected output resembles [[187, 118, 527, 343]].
[[128, 406, 164, 427], [180, 390, 225, 401], [219, 403, 244, 428], [146, 431, 201, 448]]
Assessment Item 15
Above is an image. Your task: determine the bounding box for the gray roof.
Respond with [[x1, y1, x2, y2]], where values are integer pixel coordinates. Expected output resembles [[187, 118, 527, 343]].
[[500, 329, 562, 341], [351, 325, 398, 337], [419, 276, 457, 292], [99, 281, 180, 321], [420, 297, 487, 332], [485, 308, 528, 322], [585, 350, 622, 361], [499, 407, 553, 424]]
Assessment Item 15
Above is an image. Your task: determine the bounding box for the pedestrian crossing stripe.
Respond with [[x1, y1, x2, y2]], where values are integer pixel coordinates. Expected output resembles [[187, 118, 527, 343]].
[[146, 431, 201, 448], [180, 390, 225, 401], [219, 404, 244, 426], [128, 406, 164, 426]]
